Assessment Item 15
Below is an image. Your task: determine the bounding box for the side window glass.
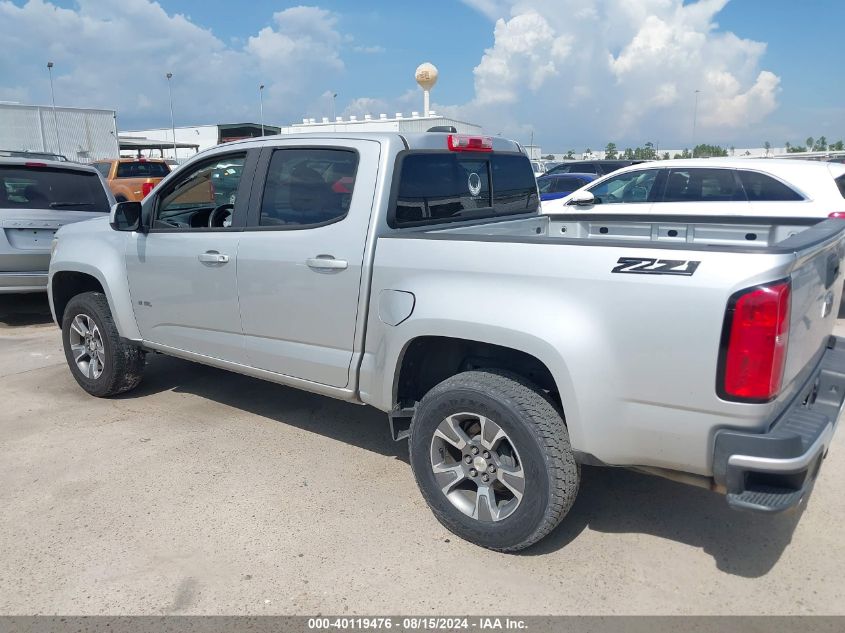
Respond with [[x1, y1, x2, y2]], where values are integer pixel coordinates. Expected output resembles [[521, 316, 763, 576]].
[[154, 154, 246, 229], [260, 148, 358, 227], [588, 169, 658, 204], [663, 168, 743, 202], [93, 163, 111, 178], [738, 171, 803, 201], [578, 164, 598, 174]]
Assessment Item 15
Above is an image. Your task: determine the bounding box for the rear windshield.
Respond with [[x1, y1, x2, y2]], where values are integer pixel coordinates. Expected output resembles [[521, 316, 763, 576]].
[[115, 161, 170, 178], [392, 152, 538, 227], [837, 174, 845, 199], [0, 166, 110, 212]]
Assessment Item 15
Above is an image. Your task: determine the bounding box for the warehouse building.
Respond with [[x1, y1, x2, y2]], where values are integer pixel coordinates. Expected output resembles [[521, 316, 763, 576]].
[[0, 102, 118, 162], [121, 123, 281, 161]]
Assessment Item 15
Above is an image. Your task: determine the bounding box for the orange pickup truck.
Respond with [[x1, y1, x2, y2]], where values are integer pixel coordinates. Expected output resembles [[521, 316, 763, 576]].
[[92, 158, 170, 202]]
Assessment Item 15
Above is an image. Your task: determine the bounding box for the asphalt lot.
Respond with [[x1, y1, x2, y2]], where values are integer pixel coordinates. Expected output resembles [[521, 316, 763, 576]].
[[1, 293, 844, 615]]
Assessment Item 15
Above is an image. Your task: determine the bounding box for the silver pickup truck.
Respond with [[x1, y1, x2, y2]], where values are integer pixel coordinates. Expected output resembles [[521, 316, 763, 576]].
[[49, 132, 845, 551]]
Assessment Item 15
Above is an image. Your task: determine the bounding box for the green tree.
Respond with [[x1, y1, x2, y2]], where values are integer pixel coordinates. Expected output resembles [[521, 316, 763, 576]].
[[806, 137, 815, 152], [542, 154, 555, 160], [604, 142, 618, 159], [832, 140, 844, 151], [816, 136, 827, 151], [643, 141, 657, 160], [584, 148, 592, 157], [623, 147, 635, 160], [784, 141, 791, 153], [763, 141, 771, 156], [662, 152, 670, 160], [729, 146, 736, 156], [565, 150, 575, 159]]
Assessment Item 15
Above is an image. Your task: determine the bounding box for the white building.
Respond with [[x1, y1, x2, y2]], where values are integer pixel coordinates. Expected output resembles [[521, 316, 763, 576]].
[[125, 112, 483, 161], [284, 111, 481, 136], [121, 122, 280, 161], [0, 102, 118, 162]]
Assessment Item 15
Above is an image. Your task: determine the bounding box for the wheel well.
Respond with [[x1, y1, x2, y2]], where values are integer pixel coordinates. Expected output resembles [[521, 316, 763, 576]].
[[51, 271, 105, 324], [395, 336, 560, 409]]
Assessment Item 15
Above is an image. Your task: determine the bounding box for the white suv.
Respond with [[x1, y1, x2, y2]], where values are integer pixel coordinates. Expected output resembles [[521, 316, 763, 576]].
[[541, 158, 845, 218]]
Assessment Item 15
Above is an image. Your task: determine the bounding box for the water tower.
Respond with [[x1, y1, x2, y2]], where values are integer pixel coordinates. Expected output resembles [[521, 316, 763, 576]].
[[415, 62, 438, 117]]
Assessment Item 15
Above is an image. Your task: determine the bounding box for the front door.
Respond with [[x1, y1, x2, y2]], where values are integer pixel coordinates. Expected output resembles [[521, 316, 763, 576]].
[[236, 140, 380, 388], [125, 150, 254, 363]]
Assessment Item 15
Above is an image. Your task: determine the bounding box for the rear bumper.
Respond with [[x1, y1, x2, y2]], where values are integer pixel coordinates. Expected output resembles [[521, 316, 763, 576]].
[[713, 335, 845, 513], [0, 271, 48, 293]]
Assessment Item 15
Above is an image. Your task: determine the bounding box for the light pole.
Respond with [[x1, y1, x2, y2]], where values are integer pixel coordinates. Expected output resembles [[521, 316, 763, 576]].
[[166, 72, 177, 161], [691, 89, 701, 157], [46, 61, 62, 155], [331, 92, 337, 131], [259, 84, 265, 136]]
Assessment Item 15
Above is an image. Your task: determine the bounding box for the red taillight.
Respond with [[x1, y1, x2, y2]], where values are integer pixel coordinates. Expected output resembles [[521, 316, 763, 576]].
[[447, 134, 493, 152], [719, 280, 790, 401], [828, 212, 845, 219], [141, 182, 155, 197], [25, 161, 47, 168]]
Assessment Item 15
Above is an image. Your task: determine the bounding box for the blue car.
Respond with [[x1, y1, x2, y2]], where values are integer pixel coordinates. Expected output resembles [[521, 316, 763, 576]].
[[537, 173, 598, 202]]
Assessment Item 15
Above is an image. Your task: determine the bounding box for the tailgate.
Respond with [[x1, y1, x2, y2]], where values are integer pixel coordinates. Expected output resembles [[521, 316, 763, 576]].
[[0, 212, 96, 271], [782, 230, 845, 389]]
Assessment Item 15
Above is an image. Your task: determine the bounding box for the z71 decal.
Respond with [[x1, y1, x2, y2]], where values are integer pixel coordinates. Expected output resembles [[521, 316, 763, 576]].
[[611, 257, 700, 276]]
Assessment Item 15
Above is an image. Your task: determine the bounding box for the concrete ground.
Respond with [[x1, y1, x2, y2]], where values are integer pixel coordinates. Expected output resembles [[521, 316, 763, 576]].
[[1, 293, 843, 615]]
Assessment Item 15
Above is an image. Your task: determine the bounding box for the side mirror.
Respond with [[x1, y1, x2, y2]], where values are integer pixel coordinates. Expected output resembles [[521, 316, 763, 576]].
[[567, 190, 596, 206], [110, 201, 143, 231]]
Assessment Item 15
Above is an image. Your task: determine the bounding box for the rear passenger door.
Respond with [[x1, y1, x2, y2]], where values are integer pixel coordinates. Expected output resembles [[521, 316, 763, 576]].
[[236, 140, 380, 389], [656, 167, 748, 215]]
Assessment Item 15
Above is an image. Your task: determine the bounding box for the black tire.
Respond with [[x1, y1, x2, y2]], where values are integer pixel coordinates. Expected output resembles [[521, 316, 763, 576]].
[[409, 369, 579, 552], [61, 291, 145, 397]]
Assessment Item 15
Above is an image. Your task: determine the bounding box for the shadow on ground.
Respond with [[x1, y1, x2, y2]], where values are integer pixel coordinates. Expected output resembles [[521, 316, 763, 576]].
[[0, 294, 53, 327], [120, 352, 801, 577]]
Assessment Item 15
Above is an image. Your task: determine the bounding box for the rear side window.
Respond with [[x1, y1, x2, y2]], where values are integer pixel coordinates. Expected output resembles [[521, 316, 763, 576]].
[[0, 166, 110, 212], [599, 162, 628, 174], [260, 148, 358, 227], [115, 161, 170, 178], [392, 153, 537, 227], [663, 168, 743, 202], [738, 171, 803, 201], [835, 174, 845, 199]]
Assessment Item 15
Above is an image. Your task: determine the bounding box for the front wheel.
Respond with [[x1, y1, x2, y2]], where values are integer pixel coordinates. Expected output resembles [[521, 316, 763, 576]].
[[409, 370, 579, 552], [61, 292, 145, 397]]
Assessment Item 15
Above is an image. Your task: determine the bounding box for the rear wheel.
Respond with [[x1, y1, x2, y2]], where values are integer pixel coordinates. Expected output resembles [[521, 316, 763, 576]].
[[61, 292, 145, 397], [409, 370, 579, 552]]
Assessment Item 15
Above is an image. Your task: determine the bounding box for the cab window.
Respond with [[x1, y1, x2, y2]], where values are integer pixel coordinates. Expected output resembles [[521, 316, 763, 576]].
[[259, 148, 359, 227], [153, 153, 246, 229]]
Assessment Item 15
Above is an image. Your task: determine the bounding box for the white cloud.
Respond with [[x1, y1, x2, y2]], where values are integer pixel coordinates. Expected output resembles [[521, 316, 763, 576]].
[[456, 0, 781, 147], [0, 0, 346, 129]]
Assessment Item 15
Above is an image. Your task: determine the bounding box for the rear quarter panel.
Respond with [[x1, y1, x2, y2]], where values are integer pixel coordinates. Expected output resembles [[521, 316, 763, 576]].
[[361, 235, 815, 476]]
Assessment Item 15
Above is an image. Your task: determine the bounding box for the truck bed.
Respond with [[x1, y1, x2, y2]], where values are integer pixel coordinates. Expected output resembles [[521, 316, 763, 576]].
[[367, 214, 845, 475], [425, 213, 840, 253]]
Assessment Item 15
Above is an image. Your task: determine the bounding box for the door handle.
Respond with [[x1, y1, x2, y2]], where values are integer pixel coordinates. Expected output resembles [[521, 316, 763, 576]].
[[198, 251, 230, 264], [306, 256, 348, 271]]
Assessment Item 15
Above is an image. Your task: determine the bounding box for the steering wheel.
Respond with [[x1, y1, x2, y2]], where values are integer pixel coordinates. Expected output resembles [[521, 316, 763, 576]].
[[208, 203, 234, 228]]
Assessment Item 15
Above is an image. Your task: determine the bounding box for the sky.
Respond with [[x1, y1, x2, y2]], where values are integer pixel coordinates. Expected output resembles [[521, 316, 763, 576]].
[[1, 0, 843, 151]]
